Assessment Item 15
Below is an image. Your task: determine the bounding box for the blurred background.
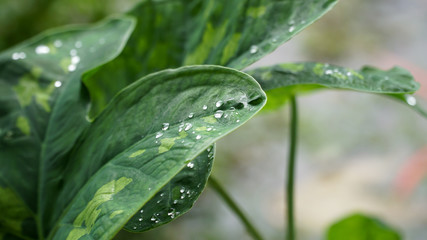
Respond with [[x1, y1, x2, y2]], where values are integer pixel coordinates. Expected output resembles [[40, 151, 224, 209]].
[[2, 0, 426, 239]]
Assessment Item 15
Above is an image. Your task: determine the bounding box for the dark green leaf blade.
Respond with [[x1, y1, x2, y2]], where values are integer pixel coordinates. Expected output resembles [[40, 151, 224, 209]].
[[125, 145, 215, 232], [85, 0, 338, 117], [50, 65, 266, 240], [327, 213, 401, 240], [0, 17, 135, 239], [246, 62, 420, 111]]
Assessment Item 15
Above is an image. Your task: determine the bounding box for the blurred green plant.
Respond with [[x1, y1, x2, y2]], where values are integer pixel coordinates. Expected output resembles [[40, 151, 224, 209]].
[[327, 214, 401, 240], [0, 0, 424, 239]]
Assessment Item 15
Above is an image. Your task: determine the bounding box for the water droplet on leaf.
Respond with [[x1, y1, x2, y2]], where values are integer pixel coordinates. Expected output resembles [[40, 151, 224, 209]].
[[35, 45, 50, 54], [187, 162, 194, 168], [71, 56, 80, 64], [214, 110, 224, 119], [75, 41, 82, 48], [405, 95, 417, 106], [156, 132, 163, 138], [184, 123, 192, 131], [54, 40, 62, 48], [249, 45, 258, 54], [68, 65, 76, 72]]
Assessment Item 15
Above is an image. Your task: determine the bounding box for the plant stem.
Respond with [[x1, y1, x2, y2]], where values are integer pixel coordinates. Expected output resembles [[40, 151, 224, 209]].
[[286, 95, 298, 240], [209, 176, 264, 240]]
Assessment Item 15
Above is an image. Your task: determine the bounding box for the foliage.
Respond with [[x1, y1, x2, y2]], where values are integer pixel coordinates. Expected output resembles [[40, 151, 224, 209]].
[[327, 214, 401, 240], [0, 0, 424, 239]]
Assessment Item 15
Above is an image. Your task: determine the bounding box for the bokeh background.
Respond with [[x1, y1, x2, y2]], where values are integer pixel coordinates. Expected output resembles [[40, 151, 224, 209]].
[[2, 0, 426, 239]]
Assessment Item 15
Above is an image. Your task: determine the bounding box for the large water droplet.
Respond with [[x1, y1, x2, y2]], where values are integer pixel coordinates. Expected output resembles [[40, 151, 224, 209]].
[[162, 123, 169, 130], [68, 65, 76, 72], [138, 218, 143, 222], [249, 45, 258, 54], [288, 26, 295, 33], [54, 81, 62, 88], [214, 110, 224, 119], [405, 95, 417, 106], [216, 100, 223, 108], [202, 105, 208, 110], [188, 112, 194, 118], [195, 135, 201, 140], [35, 45, 50, 54], [71, 56, 80, 64]]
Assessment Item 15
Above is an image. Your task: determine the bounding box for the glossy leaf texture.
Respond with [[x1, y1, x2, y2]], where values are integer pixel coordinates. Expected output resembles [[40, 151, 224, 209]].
[[125, 145, 214, 232], [327, 214, 401, 240], [84, 0, 338, 117], [49, 66, 266, 239], [0, 16, 136, 239], [246, 62, 421, 112]]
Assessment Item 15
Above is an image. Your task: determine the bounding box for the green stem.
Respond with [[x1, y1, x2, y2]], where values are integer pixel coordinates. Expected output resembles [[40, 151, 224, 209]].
[[209, 176, 264, 240], [286, 95, 298, 240]]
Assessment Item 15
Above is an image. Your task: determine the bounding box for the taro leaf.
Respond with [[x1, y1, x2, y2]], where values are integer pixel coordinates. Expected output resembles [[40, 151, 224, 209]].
[[85, 0, 338, 117], [49, 66, 266, 239], [0, 17, 135, 239], [246, 62, 421, 112], [82, 0, 337, 233], [327, 213, 401, 240], [125, 145, 215, 232]]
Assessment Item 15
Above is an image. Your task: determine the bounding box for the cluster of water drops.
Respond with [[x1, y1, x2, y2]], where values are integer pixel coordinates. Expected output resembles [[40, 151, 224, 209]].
[[153, 98, 247, 147]]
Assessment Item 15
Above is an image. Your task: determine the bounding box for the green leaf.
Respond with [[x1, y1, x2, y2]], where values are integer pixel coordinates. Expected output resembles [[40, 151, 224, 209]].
[[125, 145, 215, 232], [246, 62, 420, 111], [49, 65, 266, 239], [327, 213, 401, 240], [0, 17, 136, 239], [84, 0, 338, 117]]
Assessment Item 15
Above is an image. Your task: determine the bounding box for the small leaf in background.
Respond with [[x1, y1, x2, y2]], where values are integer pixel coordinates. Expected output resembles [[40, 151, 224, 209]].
[[247, 62, 422, 114], [327, 213, 401, 240]]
